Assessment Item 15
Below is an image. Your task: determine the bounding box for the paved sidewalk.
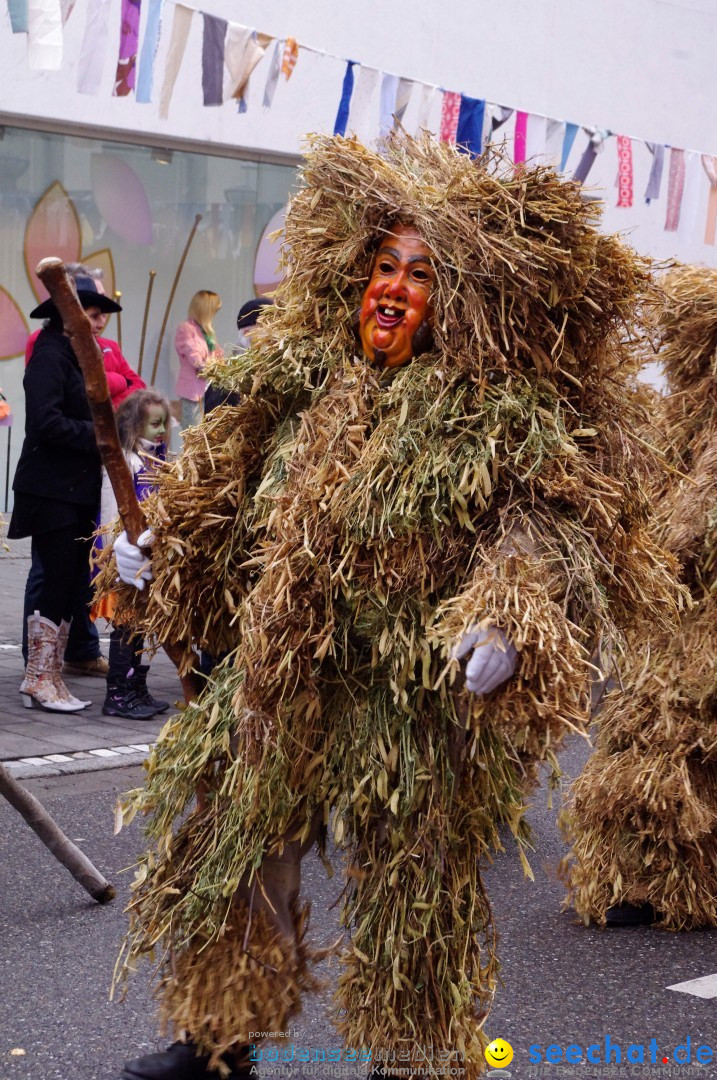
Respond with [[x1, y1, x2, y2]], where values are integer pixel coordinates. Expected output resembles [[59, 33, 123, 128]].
[[0, 530, 183, 778]]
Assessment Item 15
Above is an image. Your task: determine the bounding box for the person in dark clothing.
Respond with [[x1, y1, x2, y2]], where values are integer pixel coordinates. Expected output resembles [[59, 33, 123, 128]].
[[203, 297, 272, 414], [8, 281, 121, 712]]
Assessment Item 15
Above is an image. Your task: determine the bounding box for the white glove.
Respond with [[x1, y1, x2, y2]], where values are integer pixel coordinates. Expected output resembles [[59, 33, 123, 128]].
[[114, 529, 155, 591], [453, 624, 517, 695]]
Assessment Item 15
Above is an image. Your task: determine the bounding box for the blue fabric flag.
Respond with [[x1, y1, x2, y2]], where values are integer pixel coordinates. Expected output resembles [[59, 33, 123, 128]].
[[334, 60, 356, 136], [136, 0, 165, 104], [456, 95, 486, 157], [8, 0, 28, 32], [560, 122, 579, 171]]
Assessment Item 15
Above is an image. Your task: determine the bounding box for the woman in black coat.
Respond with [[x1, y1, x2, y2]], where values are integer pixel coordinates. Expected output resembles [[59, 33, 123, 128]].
[[8, 281, 121, 711]]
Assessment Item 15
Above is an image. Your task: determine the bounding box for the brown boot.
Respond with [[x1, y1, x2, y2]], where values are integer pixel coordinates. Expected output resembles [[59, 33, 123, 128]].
[[20, 613, 89, 713]]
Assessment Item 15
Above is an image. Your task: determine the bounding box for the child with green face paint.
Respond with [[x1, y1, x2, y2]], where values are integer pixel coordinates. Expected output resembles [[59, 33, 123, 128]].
[[94, 390, 171, 720]]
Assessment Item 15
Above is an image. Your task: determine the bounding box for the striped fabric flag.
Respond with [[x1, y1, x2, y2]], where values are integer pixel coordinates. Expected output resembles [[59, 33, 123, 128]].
[[439, 91, 461, 144], [281, 36, 298, 79], [616, 135, 633, 207], [664, 148, 685, 231]]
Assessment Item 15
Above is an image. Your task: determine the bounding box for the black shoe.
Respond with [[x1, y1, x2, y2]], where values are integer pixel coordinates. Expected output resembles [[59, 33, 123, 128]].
[[130, 664, 170, 714], [605, 901, 656, 927], [103, 675, 158, 720], [120, 1041, 253, 1080]]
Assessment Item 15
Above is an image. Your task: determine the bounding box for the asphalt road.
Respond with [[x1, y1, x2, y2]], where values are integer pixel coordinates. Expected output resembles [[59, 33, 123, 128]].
[[1, 743, 715, 1080]]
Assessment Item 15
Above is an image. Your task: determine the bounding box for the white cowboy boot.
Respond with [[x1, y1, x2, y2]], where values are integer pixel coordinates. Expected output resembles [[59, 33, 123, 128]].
[[20, 613, 88, 712]]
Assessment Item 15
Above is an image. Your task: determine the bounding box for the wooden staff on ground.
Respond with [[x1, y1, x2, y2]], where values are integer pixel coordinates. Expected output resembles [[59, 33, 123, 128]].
[[0, 761, 115, 903]]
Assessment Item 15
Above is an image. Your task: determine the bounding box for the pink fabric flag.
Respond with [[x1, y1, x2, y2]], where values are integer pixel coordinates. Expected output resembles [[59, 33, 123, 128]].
[[514, 110, 528, 163], [664, 148, 685, 231], [702, 155, 717, 246], [113, 0, 141, 96], [616, 135, 633, 208], [439, 91, 461, 144]]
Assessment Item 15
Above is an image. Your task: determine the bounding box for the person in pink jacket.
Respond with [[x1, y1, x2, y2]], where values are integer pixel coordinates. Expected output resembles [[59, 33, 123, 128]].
[[174, 290, 224, 430]]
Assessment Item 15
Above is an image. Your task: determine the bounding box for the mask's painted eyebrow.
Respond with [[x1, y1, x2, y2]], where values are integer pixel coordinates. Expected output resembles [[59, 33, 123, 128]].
[[375, 246, 434, 268]]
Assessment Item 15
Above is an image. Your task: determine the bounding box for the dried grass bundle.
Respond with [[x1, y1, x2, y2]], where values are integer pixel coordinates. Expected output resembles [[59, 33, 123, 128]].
[[562, 264, 717, 930], [110, 134, 682, 1072]]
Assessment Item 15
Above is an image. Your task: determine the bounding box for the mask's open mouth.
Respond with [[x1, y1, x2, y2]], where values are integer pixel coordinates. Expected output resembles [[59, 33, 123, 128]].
[[375, 303, 406, 329]]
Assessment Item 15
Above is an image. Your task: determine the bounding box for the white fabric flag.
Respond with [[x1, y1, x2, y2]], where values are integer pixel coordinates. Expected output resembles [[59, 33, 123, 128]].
[[76, 0, 112, 92], [224, 24, 270, 101], [394, 76, 413, 127], [346, 65, 379, 143], [545, 119, 564, 169], [678, 150, 703, 244], [379, 73, 399, 138], [28, 0, 63, 70], [414, 83, 438, 134], [525, 114, 547, 164], [263, 39, 282, 108], [158, 3, 193, 119]]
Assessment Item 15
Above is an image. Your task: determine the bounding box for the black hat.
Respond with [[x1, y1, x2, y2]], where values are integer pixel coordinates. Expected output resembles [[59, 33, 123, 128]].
[[30, 274, 122, 320], [237, 296, 272, 331]]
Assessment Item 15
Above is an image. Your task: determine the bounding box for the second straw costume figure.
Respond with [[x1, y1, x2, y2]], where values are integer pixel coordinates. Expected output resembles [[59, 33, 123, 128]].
[[106, 135, 680, 1074], [563, 265, 717, 931]]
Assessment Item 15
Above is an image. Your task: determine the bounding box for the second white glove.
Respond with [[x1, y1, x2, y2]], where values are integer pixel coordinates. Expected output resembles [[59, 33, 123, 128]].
[[114, 528, 155, 591], [453, 624, 518, 695]]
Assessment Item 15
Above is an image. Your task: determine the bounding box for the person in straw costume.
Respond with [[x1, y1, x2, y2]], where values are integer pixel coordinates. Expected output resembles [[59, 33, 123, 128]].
[[562, 264, 717, 931], [105, 134, 679, 1080]]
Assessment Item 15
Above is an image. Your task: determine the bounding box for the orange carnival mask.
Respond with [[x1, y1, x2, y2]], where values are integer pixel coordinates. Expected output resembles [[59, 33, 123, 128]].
[[359, 224, 435, 369]]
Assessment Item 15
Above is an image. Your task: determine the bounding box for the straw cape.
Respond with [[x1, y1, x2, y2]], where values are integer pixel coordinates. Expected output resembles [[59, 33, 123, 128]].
[[562, 265, 717, 931], [103, 135, 680, 1075]]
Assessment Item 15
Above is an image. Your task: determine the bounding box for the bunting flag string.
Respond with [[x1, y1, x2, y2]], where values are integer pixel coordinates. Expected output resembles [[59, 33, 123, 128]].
[[113, 0, 141, 96], [8, 0, 717, 250], [616, 135, 633, 208], [136, 0, 164, 102]]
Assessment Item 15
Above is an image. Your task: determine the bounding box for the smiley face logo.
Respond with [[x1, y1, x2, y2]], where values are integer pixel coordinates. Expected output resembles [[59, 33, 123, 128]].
[[484, 1038, 514, 1069]]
